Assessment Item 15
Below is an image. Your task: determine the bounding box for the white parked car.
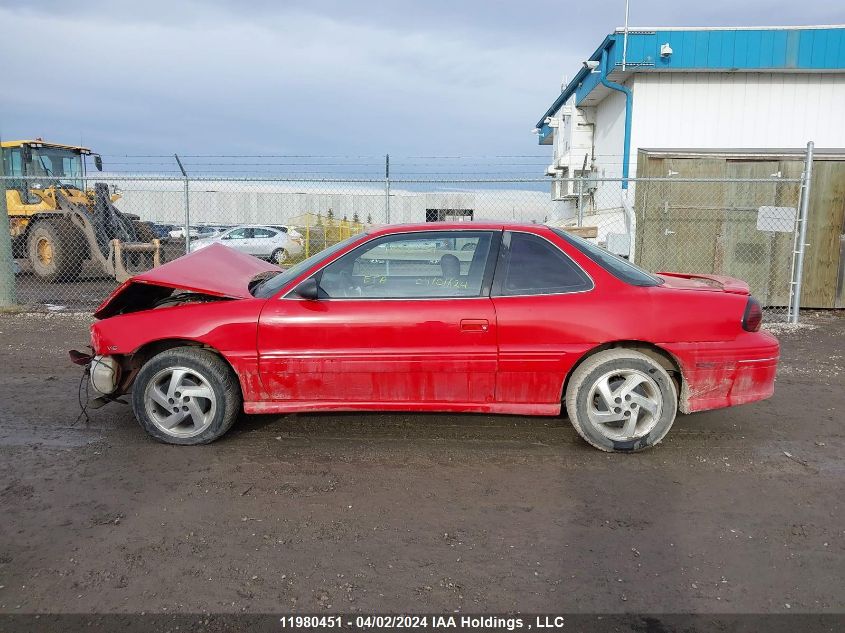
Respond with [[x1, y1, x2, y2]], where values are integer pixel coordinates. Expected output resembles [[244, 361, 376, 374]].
[[189, 225, 303, 264], [168, 225, 223, 239]]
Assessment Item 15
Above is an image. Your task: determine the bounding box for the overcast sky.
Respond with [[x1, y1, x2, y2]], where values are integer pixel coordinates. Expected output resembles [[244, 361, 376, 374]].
[[1, 0, 843, 158]]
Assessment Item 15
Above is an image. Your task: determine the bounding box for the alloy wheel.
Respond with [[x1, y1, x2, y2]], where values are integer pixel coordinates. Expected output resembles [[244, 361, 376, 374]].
[[143, 366, 217, 438], [585, 368, 663, 441]]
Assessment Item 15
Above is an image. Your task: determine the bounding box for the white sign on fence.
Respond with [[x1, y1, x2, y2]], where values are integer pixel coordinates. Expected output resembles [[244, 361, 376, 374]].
[[757, 206, 797, 233]]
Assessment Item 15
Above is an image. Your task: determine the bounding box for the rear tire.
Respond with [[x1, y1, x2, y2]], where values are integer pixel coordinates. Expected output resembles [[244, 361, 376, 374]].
[[271, 248, 289, 264], [26, 218, 85, 282], [565, 349, 678, 452], [131, 348, 241, 445]]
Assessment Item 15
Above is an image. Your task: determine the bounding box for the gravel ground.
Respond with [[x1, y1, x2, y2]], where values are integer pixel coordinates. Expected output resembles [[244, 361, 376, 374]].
[[0, 311, 842, 620]]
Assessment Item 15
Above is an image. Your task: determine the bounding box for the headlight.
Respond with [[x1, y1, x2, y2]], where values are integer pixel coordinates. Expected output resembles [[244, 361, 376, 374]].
[[90, 355, 120, 394]]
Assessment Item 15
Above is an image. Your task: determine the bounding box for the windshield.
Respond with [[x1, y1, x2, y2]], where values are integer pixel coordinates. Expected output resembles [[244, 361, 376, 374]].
[[551, 227, 663, 287], [26, 147, 84, 190], [253, 234, 365, 298]]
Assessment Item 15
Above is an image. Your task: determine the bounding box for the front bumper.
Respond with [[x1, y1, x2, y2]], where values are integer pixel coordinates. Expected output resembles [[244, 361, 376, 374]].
[[664, 332, 780, 414]]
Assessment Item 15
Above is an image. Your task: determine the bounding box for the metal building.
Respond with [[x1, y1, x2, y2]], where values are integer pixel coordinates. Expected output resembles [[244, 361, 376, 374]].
[[535, 25, 845, 185], [534, 25, 845, 310]]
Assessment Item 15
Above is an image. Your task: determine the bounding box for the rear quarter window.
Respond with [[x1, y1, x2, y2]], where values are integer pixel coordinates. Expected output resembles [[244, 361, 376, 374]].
[[551, 228, 663, 287], [494, 231, 592, 296]]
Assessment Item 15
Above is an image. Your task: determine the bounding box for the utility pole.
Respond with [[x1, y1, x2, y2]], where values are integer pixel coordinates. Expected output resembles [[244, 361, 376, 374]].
[[622, 0, 630, 71], [0, 142, 17, 307], [384, 154, 391, 224], [174, 154, 191, 254]]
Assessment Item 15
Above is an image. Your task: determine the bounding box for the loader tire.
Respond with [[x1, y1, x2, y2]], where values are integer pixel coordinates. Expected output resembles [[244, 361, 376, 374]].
[[27, 219, 85, 283]]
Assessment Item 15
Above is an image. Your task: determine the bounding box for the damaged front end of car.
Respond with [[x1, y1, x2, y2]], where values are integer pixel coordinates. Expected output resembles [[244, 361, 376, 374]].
[[69, 243, 280, 410]]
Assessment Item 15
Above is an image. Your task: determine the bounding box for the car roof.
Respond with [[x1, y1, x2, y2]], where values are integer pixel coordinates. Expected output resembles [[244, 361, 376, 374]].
[[366, 221, 546, 237], [224, 224, 284, 229]]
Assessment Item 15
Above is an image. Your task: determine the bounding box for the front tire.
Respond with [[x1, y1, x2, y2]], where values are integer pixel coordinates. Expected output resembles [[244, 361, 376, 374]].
[[565, 349, 678, 452], [27, 219, 85, 282], [131, 348, 241, 445]]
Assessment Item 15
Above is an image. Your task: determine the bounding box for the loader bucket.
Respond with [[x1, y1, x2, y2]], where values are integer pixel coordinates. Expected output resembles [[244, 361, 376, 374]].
[[49, 187, 163, 282], [108, 239, 162, 282]]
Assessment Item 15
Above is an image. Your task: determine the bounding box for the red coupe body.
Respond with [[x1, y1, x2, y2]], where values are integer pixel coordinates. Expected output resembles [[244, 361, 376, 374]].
[[87, 223, 779, 421]]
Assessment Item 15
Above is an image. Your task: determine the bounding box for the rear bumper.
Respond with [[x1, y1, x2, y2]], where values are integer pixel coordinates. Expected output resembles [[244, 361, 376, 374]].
[[664, 332, 780, 414], [287, 240, 304, 255]]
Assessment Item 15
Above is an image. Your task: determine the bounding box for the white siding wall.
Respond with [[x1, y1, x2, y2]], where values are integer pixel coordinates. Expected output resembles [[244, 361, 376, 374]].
[[546, 71, 845, 252], [569, 72, 845, 179], [629, 72, 845, 162], [114, 184, 557, 226], [587, 88, 630, 240], [591, 88, 628, 179]]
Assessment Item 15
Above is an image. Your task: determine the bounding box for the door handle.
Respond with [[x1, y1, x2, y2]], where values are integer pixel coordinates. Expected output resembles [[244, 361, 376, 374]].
[[460, 319, 489, 332]]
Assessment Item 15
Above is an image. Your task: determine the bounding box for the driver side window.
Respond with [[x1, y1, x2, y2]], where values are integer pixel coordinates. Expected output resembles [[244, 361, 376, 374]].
[[317, 231, 494, 299]]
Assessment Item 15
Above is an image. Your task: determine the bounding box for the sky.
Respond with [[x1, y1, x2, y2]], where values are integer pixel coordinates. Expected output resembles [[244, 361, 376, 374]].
[[1, 0, 843, 161]]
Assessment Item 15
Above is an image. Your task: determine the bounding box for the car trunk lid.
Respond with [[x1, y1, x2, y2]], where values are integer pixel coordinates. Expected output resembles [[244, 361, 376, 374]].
[[656, 272, 751, 295], [94, 243, 280, 319]]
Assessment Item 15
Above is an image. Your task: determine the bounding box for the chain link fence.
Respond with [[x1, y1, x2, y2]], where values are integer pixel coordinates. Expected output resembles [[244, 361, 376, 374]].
[[555, 174, 805, 322], [0, 170, 808, 321]]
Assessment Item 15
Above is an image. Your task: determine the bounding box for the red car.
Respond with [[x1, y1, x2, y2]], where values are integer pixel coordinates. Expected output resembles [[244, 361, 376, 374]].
[[73, 223, 779, 452]]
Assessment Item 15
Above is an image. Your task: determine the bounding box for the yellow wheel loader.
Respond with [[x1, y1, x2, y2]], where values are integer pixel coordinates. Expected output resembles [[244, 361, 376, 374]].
[[1, 139, 161, 283]]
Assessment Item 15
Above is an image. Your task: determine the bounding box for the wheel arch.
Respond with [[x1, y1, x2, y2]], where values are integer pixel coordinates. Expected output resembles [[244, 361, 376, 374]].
[[561, 340, 685, 408], [119, 338, 241, 396], [19, 212, 66, 234], [18, 212, 71, 245]]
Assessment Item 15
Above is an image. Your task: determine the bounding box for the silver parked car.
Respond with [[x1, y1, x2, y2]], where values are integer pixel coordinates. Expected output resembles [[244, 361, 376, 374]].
[[189, 225, 303, 263]]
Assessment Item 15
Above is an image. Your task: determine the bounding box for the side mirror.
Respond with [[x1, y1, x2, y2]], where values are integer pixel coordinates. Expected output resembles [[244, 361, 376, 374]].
[[295, 277, 320, 301], [21, 145, 32, 164], [94, 155, 103, 171]]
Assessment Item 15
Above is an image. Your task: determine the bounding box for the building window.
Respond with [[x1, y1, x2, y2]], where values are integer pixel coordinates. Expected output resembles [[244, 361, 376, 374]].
[[425, 209, 474, 222]]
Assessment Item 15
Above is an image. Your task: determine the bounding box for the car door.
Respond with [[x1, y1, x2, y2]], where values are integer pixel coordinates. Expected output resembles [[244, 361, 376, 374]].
[[490, 229, 596, 406], [257, 230, 500, 407], [220, 227, 252, 254], [250, 227, 278, 257]]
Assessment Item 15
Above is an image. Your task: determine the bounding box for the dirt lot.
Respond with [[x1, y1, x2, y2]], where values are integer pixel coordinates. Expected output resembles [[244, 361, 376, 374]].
[[0, 311, 842, 619]]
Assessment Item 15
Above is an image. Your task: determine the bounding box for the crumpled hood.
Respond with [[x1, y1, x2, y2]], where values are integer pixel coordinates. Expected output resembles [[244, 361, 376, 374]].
[[94, 243, 279, 319]]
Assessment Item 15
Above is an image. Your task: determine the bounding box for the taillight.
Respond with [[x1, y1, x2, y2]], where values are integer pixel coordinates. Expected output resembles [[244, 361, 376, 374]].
[[742, 297, 762, 332]]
